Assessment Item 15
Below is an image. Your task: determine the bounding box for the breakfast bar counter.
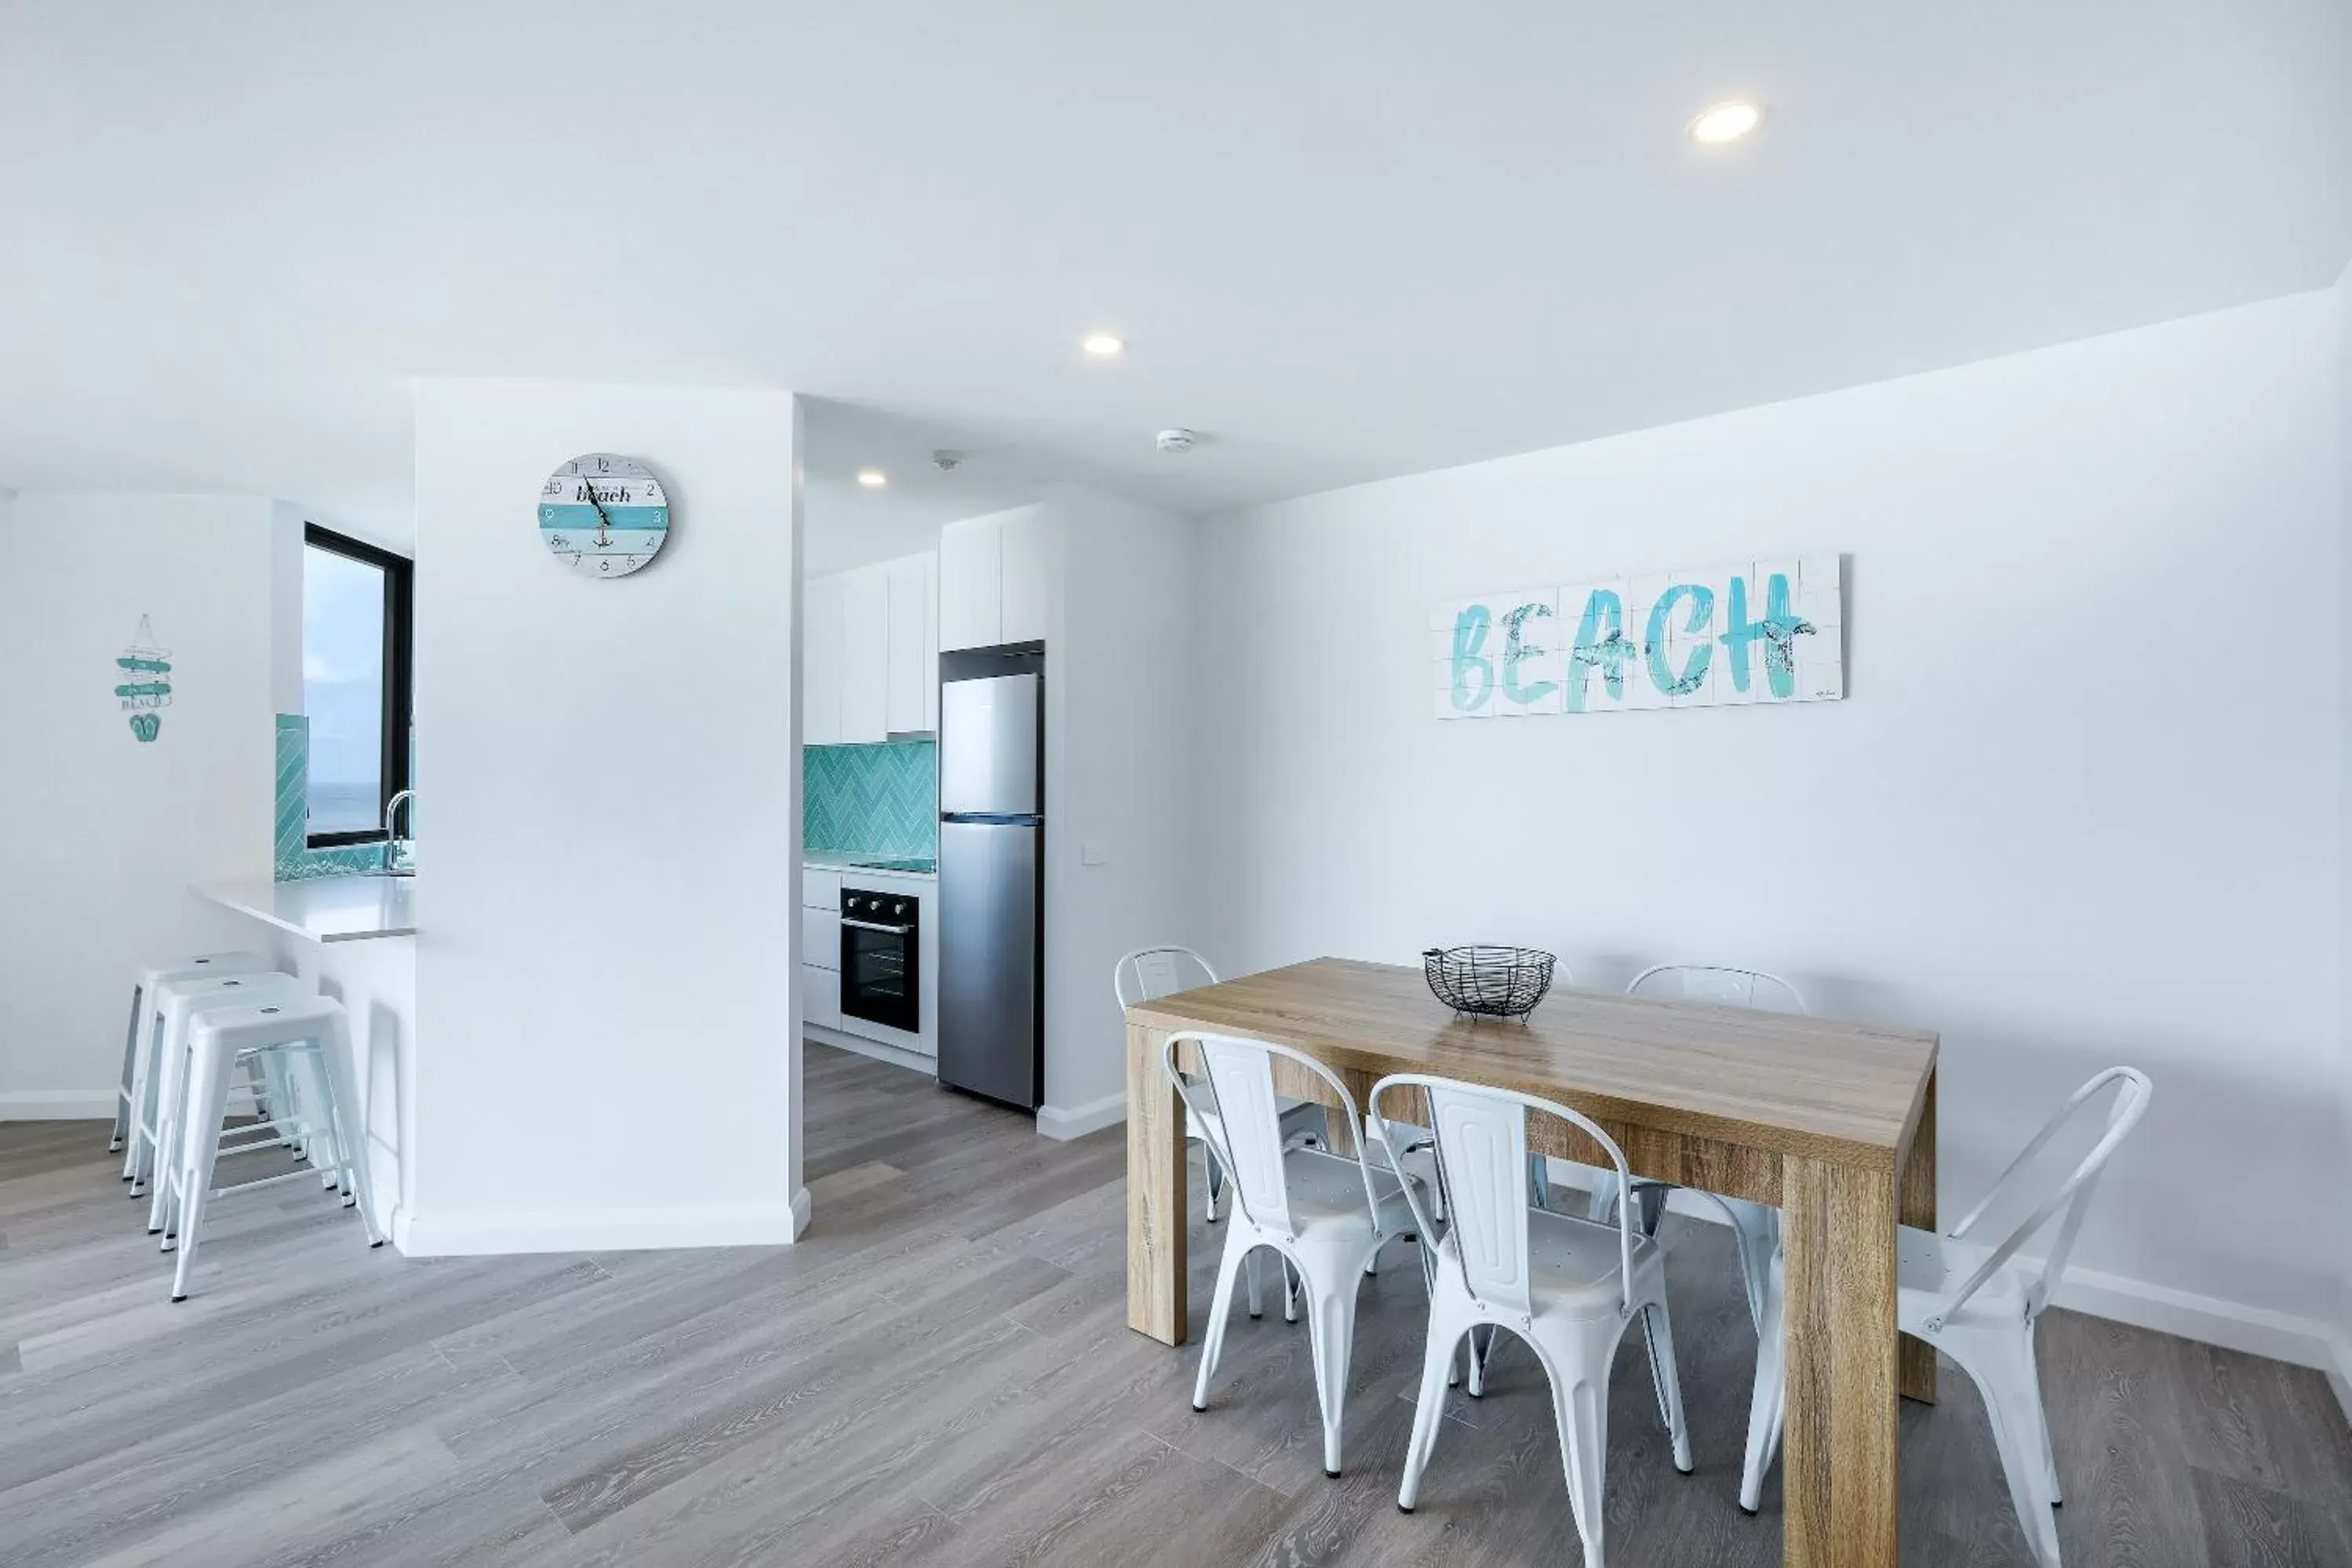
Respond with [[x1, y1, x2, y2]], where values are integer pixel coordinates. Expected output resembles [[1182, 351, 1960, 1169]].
[[195, 875, 417, 942]]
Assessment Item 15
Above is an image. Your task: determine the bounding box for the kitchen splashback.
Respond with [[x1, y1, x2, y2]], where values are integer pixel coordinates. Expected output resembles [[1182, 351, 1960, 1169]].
[[804, 739, 937, 860], [275, 714, 385, 880]]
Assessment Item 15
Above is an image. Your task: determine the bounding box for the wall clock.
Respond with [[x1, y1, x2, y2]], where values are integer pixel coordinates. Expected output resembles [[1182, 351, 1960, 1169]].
[[539, 453, 670, 577]]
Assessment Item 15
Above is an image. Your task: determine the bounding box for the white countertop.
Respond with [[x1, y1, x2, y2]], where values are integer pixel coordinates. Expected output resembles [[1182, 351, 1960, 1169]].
[[196, 875, 418, 942], [804, 854, 937, 880]]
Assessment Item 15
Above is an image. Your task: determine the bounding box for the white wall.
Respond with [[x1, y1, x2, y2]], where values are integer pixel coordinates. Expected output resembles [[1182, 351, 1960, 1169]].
[[0, 493, 278, 1115], [1036, 486, 1200, 1132], [409, 380, 804, 1253], [2332, 259, 2352, 1406], [1194, 290, 2347, 1361]]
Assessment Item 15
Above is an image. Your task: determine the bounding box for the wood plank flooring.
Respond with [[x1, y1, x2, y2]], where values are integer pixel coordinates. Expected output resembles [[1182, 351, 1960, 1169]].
[[2, 1043, 2347, 1566]]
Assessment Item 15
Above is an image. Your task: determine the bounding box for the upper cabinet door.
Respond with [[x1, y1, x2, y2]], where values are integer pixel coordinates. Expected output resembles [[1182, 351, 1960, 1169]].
[[885, 553, 935, 734], [999, 509, 1051, 645], [923, 551, 940, 731], [804, 573, 845, 747], [839, 565, 890, 744], [938, 517, 1002, 652]]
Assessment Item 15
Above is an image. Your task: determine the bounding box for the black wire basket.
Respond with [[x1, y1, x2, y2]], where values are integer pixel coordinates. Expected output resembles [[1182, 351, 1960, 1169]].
[[1422, 946, 1556, 1021]]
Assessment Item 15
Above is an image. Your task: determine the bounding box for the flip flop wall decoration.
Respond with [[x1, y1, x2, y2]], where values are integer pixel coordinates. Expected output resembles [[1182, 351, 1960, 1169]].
[[117, 615, 173, 743]]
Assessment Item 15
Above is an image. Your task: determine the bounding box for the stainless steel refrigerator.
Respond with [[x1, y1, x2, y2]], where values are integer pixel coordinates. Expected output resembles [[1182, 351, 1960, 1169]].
[[936, 660, 1043, 1108]]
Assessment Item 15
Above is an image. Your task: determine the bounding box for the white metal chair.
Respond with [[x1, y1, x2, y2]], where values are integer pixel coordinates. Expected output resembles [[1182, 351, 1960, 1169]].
[[113, 952, 269, 1159], [1739, 1067, 2152, 1568], [166, 995, 384, 1300], [1164, 1031, 1425, 1476], [1608, 965, 1809, 1336], [1115, 948, 1329, 1223], [1372, 1074, 1692, 1568]]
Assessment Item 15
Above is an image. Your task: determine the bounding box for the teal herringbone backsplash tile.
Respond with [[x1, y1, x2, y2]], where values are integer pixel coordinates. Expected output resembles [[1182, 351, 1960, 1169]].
[[805, 740, 936, 859], [275, 713, 384, 881]]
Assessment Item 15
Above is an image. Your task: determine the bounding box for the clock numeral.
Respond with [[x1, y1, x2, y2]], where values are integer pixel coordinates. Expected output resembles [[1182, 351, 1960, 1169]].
[[549, 533, 567, 549]]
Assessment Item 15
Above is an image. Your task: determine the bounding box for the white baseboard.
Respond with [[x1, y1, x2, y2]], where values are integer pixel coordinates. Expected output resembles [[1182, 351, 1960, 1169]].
[[395, 1199, 806, 1257], [806, 1022, 935, 1078], [0, 1090, 115, 1121], [1037, 1090, 1126, 1141], [2040, 1261, 2349, 1380], [1541, 1162, 2352, 1403], [2326, 1334, 2352, 1429], [790, 1184, 813, 1241]]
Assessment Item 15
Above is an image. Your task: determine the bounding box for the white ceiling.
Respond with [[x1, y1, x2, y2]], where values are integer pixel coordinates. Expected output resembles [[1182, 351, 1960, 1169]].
[[799, 400, 1053, 577], [3, 2, 2348, 545]]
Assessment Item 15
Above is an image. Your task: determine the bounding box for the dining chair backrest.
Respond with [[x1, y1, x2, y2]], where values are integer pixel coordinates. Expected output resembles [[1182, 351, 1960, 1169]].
[[1626, 964, 1808, 1015], [1369, 1074, 1639, 1320], [1929, 1066, 2153, 1327], [1115, 946, 1217, 1010], [1161, 1031, 1372, 1239]]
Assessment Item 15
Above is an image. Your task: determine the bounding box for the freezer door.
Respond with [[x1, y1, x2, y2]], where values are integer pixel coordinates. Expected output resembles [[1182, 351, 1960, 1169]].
[[938, 673, 1040, 817], [937, 820, 1040, 1108]]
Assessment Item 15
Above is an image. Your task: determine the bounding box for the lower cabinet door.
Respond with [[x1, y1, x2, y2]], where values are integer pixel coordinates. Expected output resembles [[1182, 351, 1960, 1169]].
[[803, 963, 842, 1032]]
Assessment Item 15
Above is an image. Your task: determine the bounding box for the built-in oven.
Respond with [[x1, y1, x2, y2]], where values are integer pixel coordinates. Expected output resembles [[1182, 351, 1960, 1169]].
[[839, 886, 919, 1035]]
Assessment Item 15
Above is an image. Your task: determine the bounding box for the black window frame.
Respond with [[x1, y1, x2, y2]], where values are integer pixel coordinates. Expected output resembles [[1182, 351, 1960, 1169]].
[[303, 523, 414, 849]]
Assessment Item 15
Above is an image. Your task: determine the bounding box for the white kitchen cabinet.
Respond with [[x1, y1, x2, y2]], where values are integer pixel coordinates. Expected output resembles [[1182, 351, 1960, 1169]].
[[806, 551, 937, 744], [799, 861, 937, 1068], [803, 573, 845, 747], [839, 564, 890, 744], [938, 516, 1002, 652], [939, 508, 1052, 652], [885, 553, 937, 734], [999, 507, 1051, 645], [801, 904, 840, 969], [802, 963, 841, 1031]]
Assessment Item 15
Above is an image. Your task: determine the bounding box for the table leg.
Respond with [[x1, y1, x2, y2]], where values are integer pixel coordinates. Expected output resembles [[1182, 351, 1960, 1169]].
[[1126, 1021, 1187, 1344], [1899, 1068, 1939, 1404], [1780, 1155, 1899, 1568]]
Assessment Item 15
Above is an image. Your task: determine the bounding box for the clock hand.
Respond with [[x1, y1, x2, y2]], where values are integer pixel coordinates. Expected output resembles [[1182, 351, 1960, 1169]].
[[579, 475, 613, 545]]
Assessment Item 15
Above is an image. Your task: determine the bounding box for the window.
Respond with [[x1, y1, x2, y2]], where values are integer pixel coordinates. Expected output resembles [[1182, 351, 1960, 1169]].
[[303, 525, 413, 845]]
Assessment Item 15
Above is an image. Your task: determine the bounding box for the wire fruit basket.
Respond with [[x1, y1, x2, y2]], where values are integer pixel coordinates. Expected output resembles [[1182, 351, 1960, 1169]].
[[1422, 946, 1556, 1022]]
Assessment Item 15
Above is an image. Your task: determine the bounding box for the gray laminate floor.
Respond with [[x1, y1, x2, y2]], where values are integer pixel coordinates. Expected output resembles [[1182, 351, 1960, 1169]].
[[3, 1044, 2348, 1566]]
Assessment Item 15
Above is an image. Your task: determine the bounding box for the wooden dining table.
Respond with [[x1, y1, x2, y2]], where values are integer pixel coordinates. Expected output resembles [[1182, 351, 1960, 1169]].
[[1124, 957, 1939, 1568]]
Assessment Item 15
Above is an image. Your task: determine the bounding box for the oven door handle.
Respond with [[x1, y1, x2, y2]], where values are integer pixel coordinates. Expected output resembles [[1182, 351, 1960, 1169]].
[[841, 918, 913, 934]]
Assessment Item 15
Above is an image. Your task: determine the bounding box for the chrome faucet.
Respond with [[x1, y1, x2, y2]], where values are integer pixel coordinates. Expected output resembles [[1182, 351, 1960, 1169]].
[[383, 788, 417, 876]]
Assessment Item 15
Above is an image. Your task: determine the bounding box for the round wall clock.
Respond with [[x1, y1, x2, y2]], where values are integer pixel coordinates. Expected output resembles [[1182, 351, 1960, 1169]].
[[538, 453, 670, 577]]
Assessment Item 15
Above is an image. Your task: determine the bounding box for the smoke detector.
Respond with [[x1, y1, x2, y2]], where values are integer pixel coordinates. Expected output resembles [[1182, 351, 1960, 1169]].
[[1156, 428, 1196, 454], [931, 449, 964, 471]]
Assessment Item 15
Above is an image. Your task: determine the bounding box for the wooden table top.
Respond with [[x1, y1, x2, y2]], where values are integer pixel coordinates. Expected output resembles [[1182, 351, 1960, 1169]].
[[1126, 957, 1939, 1170]]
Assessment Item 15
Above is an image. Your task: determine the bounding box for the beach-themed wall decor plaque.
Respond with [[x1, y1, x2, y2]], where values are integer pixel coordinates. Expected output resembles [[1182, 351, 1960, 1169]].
[[116, 615, 173, 742], [539, 453, 670, 577], [1433, 555, 1843, 719]]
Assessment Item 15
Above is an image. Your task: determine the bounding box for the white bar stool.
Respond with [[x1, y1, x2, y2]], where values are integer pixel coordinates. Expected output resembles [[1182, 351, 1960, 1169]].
[[133, 970, 311, 1224], [114, 952, 269, 1161], [168, 995, 383, 1301]]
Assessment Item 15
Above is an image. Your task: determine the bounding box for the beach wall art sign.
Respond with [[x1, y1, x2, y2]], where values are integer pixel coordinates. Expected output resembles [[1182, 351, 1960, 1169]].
[[116, 615, 173, 742], [1433, 555, 1843, 719]]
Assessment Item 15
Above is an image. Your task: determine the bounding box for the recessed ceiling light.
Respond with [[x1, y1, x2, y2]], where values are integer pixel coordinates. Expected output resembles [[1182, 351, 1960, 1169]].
[[1689, 101, 1763, 144], [1081, 333, 1126, 358], [856, 469, 888, 489]]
